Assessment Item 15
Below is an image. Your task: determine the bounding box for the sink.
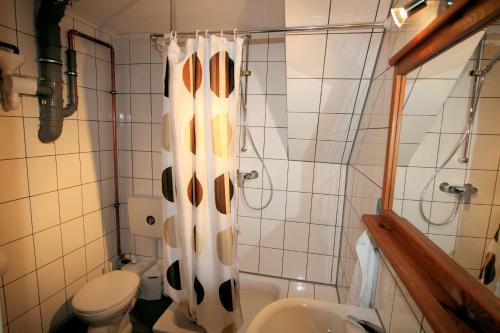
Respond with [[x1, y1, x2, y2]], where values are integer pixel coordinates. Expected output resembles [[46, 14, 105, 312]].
[[246, 298, 381, 333]]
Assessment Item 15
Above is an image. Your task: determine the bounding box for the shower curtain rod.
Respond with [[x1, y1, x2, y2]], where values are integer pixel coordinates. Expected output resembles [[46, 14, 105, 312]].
[[150, 21, 386, 40]]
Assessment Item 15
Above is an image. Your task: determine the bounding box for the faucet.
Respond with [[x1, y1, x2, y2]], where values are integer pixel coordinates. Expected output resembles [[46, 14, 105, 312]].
[[439, 182, 478, 204], [345, 315, 385, 333], [236, 169, 259, 187]]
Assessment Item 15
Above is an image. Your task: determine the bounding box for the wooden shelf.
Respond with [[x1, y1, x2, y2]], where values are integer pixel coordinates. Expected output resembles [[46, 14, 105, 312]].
[[362, 213, 500, 332]]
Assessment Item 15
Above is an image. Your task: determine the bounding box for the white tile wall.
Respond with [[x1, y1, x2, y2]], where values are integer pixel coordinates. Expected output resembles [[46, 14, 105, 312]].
[[0, 4, 117, 331], [338, 2, 445, 332]]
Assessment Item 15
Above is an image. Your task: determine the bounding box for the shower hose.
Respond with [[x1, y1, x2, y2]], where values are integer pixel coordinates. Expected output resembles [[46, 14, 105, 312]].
[[240, 126, 274, 210], [419, 51, 499, 226]]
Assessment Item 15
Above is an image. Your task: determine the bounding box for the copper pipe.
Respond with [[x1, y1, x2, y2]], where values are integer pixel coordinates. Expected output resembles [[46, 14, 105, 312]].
[[68, 30, 122, 258]]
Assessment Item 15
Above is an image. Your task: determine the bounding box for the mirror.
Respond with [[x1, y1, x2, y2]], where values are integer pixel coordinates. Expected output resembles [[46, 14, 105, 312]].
[[391, 22, 500, 297]]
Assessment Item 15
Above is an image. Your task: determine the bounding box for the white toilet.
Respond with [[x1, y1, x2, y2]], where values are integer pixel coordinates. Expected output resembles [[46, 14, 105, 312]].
[[72, 196, 163, 333]]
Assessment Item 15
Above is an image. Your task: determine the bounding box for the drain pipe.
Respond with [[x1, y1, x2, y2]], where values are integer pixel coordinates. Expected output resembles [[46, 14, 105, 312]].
[[67, 30, 122, 258], [36, 0, 77, 142]]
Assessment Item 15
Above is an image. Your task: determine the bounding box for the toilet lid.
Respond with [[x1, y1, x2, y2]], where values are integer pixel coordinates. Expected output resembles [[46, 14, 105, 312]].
[[72, 270, 140, 313]]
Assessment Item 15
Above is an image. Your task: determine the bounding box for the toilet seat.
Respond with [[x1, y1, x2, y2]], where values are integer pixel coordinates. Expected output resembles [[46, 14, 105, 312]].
[[73, 270, 140, 315]]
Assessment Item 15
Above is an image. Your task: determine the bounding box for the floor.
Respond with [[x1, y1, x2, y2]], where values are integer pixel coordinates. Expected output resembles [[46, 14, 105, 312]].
[[54, 273, 339, 333]]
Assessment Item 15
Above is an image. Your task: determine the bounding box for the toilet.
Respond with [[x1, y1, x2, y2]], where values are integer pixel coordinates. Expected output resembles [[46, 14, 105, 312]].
[[72, 196, 163, 333]]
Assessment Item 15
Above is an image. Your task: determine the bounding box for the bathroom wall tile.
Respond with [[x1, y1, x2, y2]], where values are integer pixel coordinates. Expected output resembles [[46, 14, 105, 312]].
[[61, 217, 84, 255], [240, 127, 265, 159], [80, 152, 100, 184], [84, 210, 104, 243], [321, 79, 361, 114], [260, 219, 285, 249], [34, 225, 62, 268], [0, 117, 25, 159], [132, 123, 152, 151], [56, 154, 82, 189], [133, 151, 153, 179], [131, 94, 152, 123], [261, 190, 286, 220], [265, 95, 287, 128], [259, 247, 283, 276], [317, 114, 352, 141], [245, 95, 266, 127], [454, 237, 486, 269], [96, 59, 112, 91], [78, 87, 98, 120], [0, 159, 29, 203], [468, 135, 500, 170], [313, 163, 342, 195], [237, 216, 260, 246], [287, 161, 314, 192], [99, 122, 114, 151], [114, 35, 130, 64], [285, 80, 322, 115], [0, 198, 32, 246], [247, 33, 268, 61], [267, 62, 286, 94], [130, 64, 151, 93], [8, 305, 42, 333], [306, 254, 332, 283], [288, 139, 316, 161], [74, 20, 96, 56], [151, 64, 164, 94], [4, 272, 39, 322], [97, 91, 113, 122], [268, 33, 286, 61], [263, 128, 287, 159], [30, 192, 60, 233], [282, 251, 307, 280], [286, 192, 312, 222], [100, 151, 115, 180], [311, 194, 338, 225], [284, 222, 309, 252], [18, 33, 38, 77], [130, 33, 151, 64], [238, 245, 259, 273], [27, 156, 58, 196], [37, 258, 65, 302], [0, 236, 35, 283], [247, 62, 267, 94], [85, 238, 105, 272], [286, 34, 326, 78], [81, 182, 102, 214], [324, 34, 371, 78], [288, 113, 318, 140], [40, 290, 67, 333], [315, 141, 345, 163], [428, 234, 455, 255], [78, 121, 100, 152], [309, 224, 335, 255], [262, 159, 288, 190], [116, 65, 131, 93]]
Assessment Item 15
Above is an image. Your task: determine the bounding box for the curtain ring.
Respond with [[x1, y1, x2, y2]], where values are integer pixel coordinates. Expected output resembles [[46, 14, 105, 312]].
[[169, 31, 174, 42], [205, 29, 209, 38], [233, 28, 238, 39], [174, 31, 177, 41], [220, 28, 223, 38], [195, 30, 199, 39]]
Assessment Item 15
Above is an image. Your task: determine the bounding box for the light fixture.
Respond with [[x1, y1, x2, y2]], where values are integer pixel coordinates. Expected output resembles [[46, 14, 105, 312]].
[[391, 0, 428, 28]]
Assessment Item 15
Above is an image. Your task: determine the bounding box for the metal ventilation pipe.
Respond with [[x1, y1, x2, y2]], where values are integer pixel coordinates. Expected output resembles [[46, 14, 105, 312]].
[[36, 0, 78, 143]]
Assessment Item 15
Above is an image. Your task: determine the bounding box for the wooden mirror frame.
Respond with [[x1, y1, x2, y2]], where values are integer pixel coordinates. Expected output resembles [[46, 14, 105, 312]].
[[360, 0, 500, 332]]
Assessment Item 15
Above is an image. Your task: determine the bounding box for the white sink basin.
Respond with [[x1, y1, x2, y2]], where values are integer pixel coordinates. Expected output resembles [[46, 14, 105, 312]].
[[246, 298, 381, 333]]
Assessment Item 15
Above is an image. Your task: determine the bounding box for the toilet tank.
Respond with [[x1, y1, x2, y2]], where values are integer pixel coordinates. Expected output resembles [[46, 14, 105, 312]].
[[127, 196, 163, 238]]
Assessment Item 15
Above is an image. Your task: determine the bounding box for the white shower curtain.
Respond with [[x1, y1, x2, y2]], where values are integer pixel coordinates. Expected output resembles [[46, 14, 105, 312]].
[[160, 34, 244, 333]]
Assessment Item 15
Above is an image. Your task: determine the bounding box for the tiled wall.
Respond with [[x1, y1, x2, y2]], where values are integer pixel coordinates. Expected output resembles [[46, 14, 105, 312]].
[[393, 23, 500, 278], [0, 1, 118, 332], [234, 0, 389, 285], [111, 33, 165, 260], [338, 1, 446, 332]]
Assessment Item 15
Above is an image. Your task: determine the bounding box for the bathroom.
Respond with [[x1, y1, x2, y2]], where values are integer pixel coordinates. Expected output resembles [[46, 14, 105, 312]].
[[0, 0, 499, 332]]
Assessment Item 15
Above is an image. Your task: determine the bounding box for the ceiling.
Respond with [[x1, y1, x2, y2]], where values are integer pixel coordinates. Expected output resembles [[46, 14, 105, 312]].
[[67, 0, 285, 34]]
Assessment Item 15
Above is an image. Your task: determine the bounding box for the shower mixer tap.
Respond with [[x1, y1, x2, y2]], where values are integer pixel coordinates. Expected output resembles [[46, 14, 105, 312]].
[[439, 182, 478, 204], [237, 169, 259, 187]]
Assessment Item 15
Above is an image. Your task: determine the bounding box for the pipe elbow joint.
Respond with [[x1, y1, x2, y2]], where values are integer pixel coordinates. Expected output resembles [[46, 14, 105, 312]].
[[62, 101, 77, 117], [38, 120, 63, 143]]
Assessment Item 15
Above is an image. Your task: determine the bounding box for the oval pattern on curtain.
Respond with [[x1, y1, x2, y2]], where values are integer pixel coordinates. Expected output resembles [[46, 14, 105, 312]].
[[210, 51, 235, 98]]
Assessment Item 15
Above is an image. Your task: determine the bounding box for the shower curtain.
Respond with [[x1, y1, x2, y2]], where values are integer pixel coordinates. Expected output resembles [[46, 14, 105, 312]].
[[160, 34, 244, 333]]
